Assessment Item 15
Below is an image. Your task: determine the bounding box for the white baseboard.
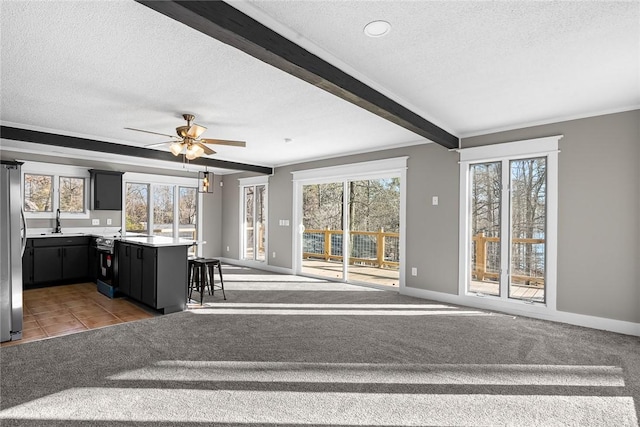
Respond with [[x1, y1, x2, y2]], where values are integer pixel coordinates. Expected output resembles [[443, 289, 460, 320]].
[[401, 286, 640, 337], [218, 257, 294, 276]]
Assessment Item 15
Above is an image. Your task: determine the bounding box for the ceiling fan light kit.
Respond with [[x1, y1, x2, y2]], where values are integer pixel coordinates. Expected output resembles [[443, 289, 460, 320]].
[[128, 113, 246, 161], [185, 144, 205, 160], [169, 142, 183, 156]]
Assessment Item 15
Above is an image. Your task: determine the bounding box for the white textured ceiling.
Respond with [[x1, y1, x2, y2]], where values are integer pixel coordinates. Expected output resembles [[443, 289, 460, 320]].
[[1, 0, 639, 172]]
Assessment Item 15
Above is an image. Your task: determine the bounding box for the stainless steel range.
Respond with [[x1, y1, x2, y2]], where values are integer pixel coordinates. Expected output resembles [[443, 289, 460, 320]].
[[94, 237, 116, 297]]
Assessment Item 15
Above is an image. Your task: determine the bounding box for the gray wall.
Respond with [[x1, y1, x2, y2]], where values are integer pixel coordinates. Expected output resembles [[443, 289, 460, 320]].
[[221, 143, 460, 294], [1, 149, 202, 233], [27, 210, 122, 232], [462, 110, 640, 323], [220, 172, 263, 260], [200, 173, 223, 258], [219, 109, 639, 325]]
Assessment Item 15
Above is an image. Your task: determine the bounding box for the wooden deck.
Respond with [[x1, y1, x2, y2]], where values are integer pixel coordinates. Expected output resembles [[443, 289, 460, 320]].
[[470, 280, 545, 301], [302, 260, 399, 287], [302, 259, 545, 301]]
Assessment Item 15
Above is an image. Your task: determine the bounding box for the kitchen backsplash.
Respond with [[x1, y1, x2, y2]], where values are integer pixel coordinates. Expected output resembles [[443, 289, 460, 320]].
[[26, 210, 122, 231]]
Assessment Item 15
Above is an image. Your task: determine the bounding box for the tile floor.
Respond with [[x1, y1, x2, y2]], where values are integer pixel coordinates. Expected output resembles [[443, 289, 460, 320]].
[[1, 282, 156, 347]]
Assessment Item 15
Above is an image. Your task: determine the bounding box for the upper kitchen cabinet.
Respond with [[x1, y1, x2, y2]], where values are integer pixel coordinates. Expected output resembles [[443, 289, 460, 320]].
[[89, 170, 123, 210]]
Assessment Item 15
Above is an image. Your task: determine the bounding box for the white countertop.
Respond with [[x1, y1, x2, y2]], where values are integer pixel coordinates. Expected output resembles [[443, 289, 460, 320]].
[[26, 229, 194, 247], [27, 232, 121, 239], [116, 236, 196, 247], [27, 227, 122, 239]]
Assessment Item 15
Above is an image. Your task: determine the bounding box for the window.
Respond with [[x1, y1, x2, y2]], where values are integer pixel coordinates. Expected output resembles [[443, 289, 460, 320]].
[[239, 177, 268, 262], [153, 185, 174, 237], [123, 173, 200, 255], [125, 183, 149, 234], [22, 163, 89, 217], [24, 174, 53, 212], [459, 136, 559, 310], [179, 187, 197, 241], [59, 176, 85, 213]]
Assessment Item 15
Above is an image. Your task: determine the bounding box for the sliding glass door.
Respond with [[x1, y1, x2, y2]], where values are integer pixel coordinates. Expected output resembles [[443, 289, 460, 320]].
[[300, 178, 400, 287], [467, 157, 547, 302], [242, 184, 267, 262], [301, 182, 344, 280], [347, 179, 400, 287], [508, 158, 546, 301]]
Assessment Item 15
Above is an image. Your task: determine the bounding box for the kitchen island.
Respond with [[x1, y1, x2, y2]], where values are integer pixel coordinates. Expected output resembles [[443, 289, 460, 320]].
[[114, 236, 195, 314]]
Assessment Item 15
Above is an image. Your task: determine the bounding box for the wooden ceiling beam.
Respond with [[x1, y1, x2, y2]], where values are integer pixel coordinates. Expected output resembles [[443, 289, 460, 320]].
[[136, 0, 459, 150], [0, 126, 273, 174]]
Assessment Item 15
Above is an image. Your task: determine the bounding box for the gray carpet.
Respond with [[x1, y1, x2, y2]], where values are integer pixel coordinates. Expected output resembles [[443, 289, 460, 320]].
[[1, 265, 639, 426]]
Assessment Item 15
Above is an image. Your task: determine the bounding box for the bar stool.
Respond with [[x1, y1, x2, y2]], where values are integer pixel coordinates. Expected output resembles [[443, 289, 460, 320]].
[[187, 257, 205, 302], [188, 258, 226, 304]]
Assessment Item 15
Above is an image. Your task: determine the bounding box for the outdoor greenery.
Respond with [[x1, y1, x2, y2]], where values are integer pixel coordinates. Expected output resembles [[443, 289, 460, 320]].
[[23, 174, 85, 213], [153, 185, 174, 236], [303, 178, 400, 232], [126, 183, 149, 232], [23, 174, 53, 212], [59, 176, 84, 213], [179, 187, 197, 226], [126, 183, 197, 238], [470, 157, 546, 281]]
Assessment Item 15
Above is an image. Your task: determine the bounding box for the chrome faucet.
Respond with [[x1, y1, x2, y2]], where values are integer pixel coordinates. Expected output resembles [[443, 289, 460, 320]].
[[54, 208, 62, 233]]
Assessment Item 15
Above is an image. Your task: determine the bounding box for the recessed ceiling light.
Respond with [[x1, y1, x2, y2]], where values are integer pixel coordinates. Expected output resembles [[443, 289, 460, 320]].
[[364, 20, 391, 38]]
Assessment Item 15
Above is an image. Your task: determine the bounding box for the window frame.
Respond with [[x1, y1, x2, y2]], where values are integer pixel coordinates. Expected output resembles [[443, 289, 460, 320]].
[[238, 176, 269, 264], [458, 136, 560, 314], [22, 162, 90, 219], [122, 172, 202, 255], [292, 157, 408, 289]]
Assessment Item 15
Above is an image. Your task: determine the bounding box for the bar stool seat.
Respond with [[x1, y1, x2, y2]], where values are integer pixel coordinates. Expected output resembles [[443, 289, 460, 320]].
[[187, 257, 204, 302], [188, 258, 226, 304]]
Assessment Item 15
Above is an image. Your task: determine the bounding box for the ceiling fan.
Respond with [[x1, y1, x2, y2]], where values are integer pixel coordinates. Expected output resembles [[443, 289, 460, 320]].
[[125, 114, 246, 160]]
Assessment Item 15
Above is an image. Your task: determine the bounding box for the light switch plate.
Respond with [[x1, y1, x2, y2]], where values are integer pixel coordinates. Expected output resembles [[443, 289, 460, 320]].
[[92, 219, 100, 225], [106, 218, 112, 225], [432, 196, 439, 206]]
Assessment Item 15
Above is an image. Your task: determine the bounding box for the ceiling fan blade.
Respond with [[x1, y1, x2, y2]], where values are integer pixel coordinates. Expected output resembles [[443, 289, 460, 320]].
[[125, 127, 179, 139], [186, 124, 207, 139], [195, 141, 216, 155], [145, 141, 175, 148], [200, 138, 246, 147]]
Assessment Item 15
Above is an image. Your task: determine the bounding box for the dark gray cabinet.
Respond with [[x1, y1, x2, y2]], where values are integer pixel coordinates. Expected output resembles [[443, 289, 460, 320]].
[[115, 242, 132, 296], [129, 245, 144, 302], [140, 246, 157, 308], [63, 245, 89, 280], [33, 247, 63, 283], [90, 169, 123, 210], [25, 237, 90, 286], [115, 241, 186, 313]]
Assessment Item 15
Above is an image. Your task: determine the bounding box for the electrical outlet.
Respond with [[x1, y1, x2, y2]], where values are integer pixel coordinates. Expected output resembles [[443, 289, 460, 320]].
[[226, 246, 230, 252], [272, 251, 276, 258], [411, 267, 418, 276], [92, 219, 100, 225], [106, 218, 112, 225]]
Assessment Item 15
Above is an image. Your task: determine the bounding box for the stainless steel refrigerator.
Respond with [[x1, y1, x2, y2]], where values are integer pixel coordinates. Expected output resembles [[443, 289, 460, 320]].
[[1, 161, 26, 343]]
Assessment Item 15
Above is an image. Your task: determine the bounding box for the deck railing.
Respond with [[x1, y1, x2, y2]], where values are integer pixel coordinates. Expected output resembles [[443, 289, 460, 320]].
[[303, 228, 399, 269], [472, 232, 545, 286]]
